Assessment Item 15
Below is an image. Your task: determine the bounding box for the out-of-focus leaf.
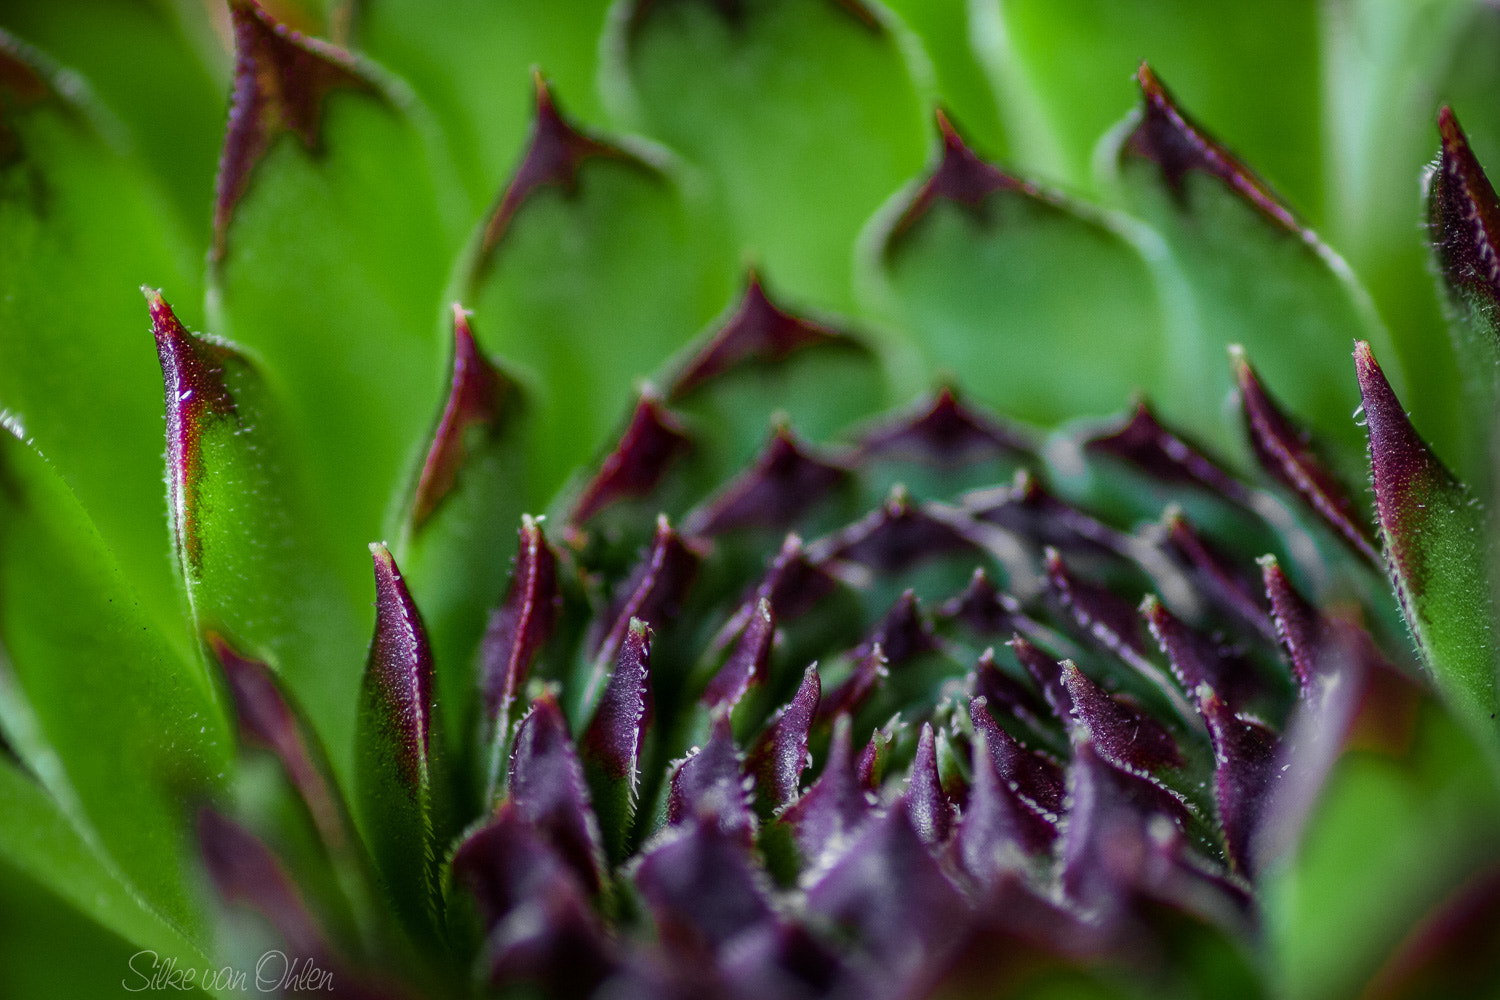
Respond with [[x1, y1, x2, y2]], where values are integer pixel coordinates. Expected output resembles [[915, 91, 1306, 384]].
[[1106, 66, 1396, 468], [1261, 697, 1500, 1000], [977, 0, 1322, 212], [0, 758, 214, 980], [863, 114, 1167, 421], [355, 0, 614, 211], [207, 2, 462, 721], [0, 34, 201, 646], [463, 78, 734, 504], [608, 0, 928, 315], [879, 0, 1007, 158], [0, 430, 228, 936], [1355, 342, 1499, 745]]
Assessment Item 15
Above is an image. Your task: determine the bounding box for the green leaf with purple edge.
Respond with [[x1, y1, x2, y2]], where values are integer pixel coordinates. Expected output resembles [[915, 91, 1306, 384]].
[[0, 428, 229, 937], [861, 113, 1169, 423], [356, 544, 444, 939], [148, 291, 366, 789], [1105, 66, 1398, 469], [1354, 341, 1500, 746], [606, 0, 928, 315], [0, 34, 202, 650], [461, 76, 735, 507], [206, 1, 463, 713]]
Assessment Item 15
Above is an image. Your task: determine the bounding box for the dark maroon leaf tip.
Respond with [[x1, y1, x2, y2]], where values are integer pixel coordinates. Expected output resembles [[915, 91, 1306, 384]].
[[748, 663, 820, 813], [669, 274, 853, 398], [215, 0, 374, 261], [684, 423, 849, 537], [960, 722, 1056, 872], [1010, 634, 1071, 720], [198, 809, 324, 958], [1260, 556, 1324, 696], [1060, 659, 1184, 772], [782, 718, 872, 866], [411, 307, 510, 528], [1196, 687, 1279, 874], [569, 393, 691, 529], [818, 645, 889, 723], [856, 590, 935, 668], [940, 568, 1026, 639], [1161, 507, 1277, 641], [582, 618, 653, 788], [1232, 346, 1378, 564], [886, 110, 1038, 251], [480, 515, 561, 721], [814, 489, 981, 574], [147, 289, 241, 570], [668, 712, 755, 841], [1084, 399, 1251, 506], [974, 648, 1049, 730], [1142, 594, 1261, 712], [968, 697, 1064, 821], [756, 532, 839, 621], [1046, 549, 1148, 659], [905, 722, 954, 846], [477, 72, 628, 272], [1430, 107, 1500, 320], [1124, 63, 1303, 238], [507, 694, 605, 892], [1355, 341, 1465, 589], [0, 34, 50, 157], [857, 386, 1031, 466], [703, 596, 774, 711], [209, 633, 345, 852], [967, 468, 1131, 559], [592, 515, 700, 660], [365, 543, 436, 791]]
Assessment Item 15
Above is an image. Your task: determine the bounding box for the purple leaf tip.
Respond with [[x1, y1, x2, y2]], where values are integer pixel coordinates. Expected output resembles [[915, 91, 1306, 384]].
[[1431, 107, 1500, 320], [747, 663, 820, 813], [569, 393, 690, 529], [480, 515, 560, 721], [703, 596, 774, 711], [507, 694, 606, 892], [364, 542, 435, 791], [582, 617, 653, 788], [684, 423, 849, 537]]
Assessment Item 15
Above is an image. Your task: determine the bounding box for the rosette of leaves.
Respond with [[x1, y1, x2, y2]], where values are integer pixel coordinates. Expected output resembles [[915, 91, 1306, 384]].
[[4, 1, 1500, 998]]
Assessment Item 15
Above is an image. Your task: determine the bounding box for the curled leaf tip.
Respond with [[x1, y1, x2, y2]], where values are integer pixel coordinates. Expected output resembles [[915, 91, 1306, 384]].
[[1431, 106, 1500, 319], [216, 0, 373, 261], [669, 274, 851, 398], [1233, 346, 1378, 564], [1125, 63, 1302, 238], [364, 542, 435, 791], [411, 308, 509, 528], [477, 75, 624, 269]]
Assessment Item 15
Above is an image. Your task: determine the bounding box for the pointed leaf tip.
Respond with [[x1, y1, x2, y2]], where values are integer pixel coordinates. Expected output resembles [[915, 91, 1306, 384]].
[[703, 596, 774, 711], [748, 662, 820, 814], [684, 424, 849, 537], [669, 275, 853, 398], [886, 110, 1034, 250], [668, 713, 755, 840], [216, 0, 374, 260], [1233, 346, 1378, 564], [569, 394, 690, 528], [582, 618, 653, 787], [149, 291, 240, 570], [410, 308, 509, 528], [782, 717, 869, 864], [480, 515, 560, 721], [904, 722, 954, 846], [1355, 342, 1499, 729], [1431, 106, 1500, 322], [1125, 63, 1302, 238], [507, 694, 605, 892], [364, 543, 436, 791]]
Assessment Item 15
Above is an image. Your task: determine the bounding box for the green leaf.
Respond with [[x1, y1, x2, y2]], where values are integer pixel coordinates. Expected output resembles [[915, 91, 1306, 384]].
[[975, 0, 1323, 214], [0, 758, 214, 984], [860, 116, 1167, 422], [880, 0, 1008, 159], [1261, 697, 1500, 1000], [0, 34, 202, 652], [462, 79, 734, 505], [606, 0, 929, 313], [1355, 342, 1499, 746], [1105, 67, 1396, 469], [356, 0, 615, 212], [0, 429, 229, 937]]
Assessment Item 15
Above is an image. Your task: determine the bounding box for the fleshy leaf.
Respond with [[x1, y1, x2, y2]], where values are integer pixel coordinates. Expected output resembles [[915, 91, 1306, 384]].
[[1355, 341, 1499, 740], [702, 597, 774, 712], [506, 695, 605, 894], [0, 429, 227, 935], [450, 802, 589, 933], [1143, 594, 1269, 715], [959, 723, 1055, 874], [1196, 687, 1279, 875], [1232, 346, 1379, 564], [568, 392, 691, 529], [1060, 659, 1184, 772], [355, 544, 440, 936], [968, 697, 1064, 821], [589, 516, 700, 663], [197, 808, 326, 960], [1429, 107, 1500, 377], [1110, 65, 1394, 462], [866, 112, 1167, 422], [1084, 400, 1252, 506], [480, 515, 561, 801], [781, 717, 870, 867], [747, 663, 820, 815], [635, 818, 773, 956], [813, 488, 981, 574], [613, 0, 927, 312], [1010, 634, 1072, 721], [682, 424, 849, 537], [668, 713, 755, 842], [904, 722, 954, 846], [1162, 507, 1278, 642], [856, 590, 936, 668], [974, 648, 1049, 732], [580, 618, 653, 863], [855, 386, 1030, 466], [817, 645, 889, 723]]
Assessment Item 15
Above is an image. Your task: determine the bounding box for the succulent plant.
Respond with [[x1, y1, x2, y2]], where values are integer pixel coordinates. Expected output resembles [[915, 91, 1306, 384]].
[[4, 1, 1500, 998]]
